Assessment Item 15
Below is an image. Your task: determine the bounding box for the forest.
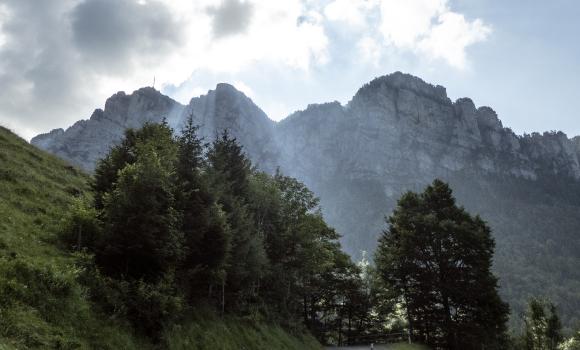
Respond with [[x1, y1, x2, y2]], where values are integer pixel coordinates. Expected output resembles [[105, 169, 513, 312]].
[[2, 121, 580, 349]]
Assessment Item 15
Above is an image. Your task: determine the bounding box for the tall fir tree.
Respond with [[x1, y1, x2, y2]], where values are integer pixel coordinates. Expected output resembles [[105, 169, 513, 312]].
[[93, 121, 176, 209], [376, 179, 509, 350], [97, 142, 183, 281], [206, 131, 267, 311], [174, 116, 229, 298]]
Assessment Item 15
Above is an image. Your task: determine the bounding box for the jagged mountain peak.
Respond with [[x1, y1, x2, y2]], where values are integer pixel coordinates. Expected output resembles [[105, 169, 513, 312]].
[[353, 71, 451, 105], [31, 81, 278, 171], [31, 72, 580, 180]]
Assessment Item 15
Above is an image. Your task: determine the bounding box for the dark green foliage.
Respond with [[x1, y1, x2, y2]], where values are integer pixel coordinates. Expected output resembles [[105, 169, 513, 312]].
[[206, 131, 267, 311], [0, 125, 327, 349], [5, 123, 554, 349], [376, 179, 510, 350], [247, 171, 373, 345], [207, 130, 252, 200], [79, 123, 362, 344], [172, 116, 230, 302], [98, 142, 183, 281], [58, 197, 101, 251], [93, 121, 177, 209], [0, 126, 146, 349], [444, 173, 580, 331]]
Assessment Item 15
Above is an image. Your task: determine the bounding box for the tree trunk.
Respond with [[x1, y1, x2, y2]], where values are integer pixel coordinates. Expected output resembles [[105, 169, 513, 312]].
[[303, 295, 309, 326], [221, 279, 225, 318], [77, 225, 82, 250], [443, 295, 455, 350]]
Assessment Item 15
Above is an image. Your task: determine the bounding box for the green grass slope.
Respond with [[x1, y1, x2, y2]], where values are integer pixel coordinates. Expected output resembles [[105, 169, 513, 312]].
[[0, 126, 146, 349], [0, 126, 322, 350], [164, 311, 322, 350]]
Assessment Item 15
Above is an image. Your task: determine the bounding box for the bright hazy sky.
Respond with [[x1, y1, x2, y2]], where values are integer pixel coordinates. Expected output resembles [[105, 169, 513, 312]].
[[0, 0, 579, 140]]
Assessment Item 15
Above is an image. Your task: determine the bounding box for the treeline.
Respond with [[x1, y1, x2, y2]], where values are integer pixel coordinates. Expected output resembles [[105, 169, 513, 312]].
[[60, 119, 372, 344], [59, 121, 579, 349]]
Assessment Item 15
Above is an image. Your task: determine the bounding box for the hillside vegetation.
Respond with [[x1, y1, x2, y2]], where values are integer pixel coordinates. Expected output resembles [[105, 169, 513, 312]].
[[0, 126, 322, 349], [3, 122, 577, 350], [0, 126, 144, 348]]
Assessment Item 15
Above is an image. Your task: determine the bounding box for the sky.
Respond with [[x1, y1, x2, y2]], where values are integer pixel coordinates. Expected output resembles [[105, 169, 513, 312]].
[[0, 0, 579, 141]]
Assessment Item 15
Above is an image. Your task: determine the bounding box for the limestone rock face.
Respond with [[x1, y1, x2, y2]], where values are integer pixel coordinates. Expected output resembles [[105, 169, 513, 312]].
[[276, 72, 580, 189], [31, 84, 276, 172], [34, 72, 580, 181], [272, 72, 580, 255], [31, 87, 182, 171], [31, 71, 580, 209], [185, 83, 278, 172]]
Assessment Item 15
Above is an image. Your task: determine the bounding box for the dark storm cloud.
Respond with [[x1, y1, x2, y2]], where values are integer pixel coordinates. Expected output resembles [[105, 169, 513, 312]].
[[71, 0, 183, 72], [207, 0, 254, 38], [0, 0, 183, 138]]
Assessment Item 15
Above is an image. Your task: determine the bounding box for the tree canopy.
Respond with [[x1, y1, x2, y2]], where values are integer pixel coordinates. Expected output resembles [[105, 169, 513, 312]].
[[376, 179, 510, 350]]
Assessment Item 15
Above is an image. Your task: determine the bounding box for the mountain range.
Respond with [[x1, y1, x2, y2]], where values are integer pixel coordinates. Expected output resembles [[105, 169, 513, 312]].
[[31, 72, 580, 328]]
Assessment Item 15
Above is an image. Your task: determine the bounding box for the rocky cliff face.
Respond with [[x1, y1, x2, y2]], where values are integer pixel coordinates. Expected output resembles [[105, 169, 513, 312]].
[[32, 87, 182, 170], [277, 72, 579, 185], [34, 72, 580, 180], [32, 84, 276, 172], [185, 83, 278, 172], [31, 72, 580, 326], [274, 74, 580, 260]]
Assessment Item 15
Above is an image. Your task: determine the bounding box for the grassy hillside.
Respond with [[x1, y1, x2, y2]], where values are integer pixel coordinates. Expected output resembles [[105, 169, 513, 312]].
[[0, 126, 146, 348], [0, 126, 322, 350], [164, 311, 322, 350]]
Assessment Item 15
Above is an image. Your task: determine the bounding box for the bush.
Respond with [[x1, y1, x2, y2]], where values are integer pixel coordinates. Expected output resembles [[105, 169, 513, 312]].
[[0, 257, 86, 348], [75, 255, 183, 339], [127, 276, 184, 338], [58, 197, 101, 252], [0, 257, 80, 318]]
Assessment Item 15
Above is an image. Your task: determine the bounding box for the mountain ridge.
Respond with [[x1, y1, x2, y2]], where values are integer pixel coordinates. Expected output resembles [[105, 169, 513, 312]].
[[32, 71, 580, 180], [29, 72, 580, 327]]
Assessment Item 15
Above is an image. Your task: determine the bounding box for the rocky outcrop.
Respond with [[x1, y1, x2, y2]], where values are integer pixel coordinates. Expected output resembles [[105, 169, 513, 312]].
[[272, 72, 580, 259], [277, 73, 580, 185], [33, 72, 580, 180], [31, 84, 276, 171], [185, 83, 278, 172], [31, 87, 182, 170]]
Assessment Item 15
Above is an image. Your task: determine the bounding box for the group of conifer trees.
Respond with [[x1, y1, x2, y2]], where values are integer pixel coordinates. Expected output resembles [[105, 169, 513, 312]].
[[61, 119, 371, 343], [60, 120, 571, 349]]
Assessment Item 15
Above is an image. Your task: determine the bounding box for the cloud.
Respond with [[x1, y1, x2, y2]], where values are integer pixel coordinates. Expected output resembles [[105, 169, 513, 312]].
[[207, 0, 254, 38], [195, 0, 329, 72], [0, 0, 330, 140], [324, 0, 376, 29], [71, 0, 183, 73], [0, 0, 89, 139], [323, 0, 491, 69], [357, 36, 382, 66], [418, 12, 491, 69], [378, 0, 447, 47], [378, 0, 491, 69], [233, 80, 255, 98], [0, 0, 490, 140]]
